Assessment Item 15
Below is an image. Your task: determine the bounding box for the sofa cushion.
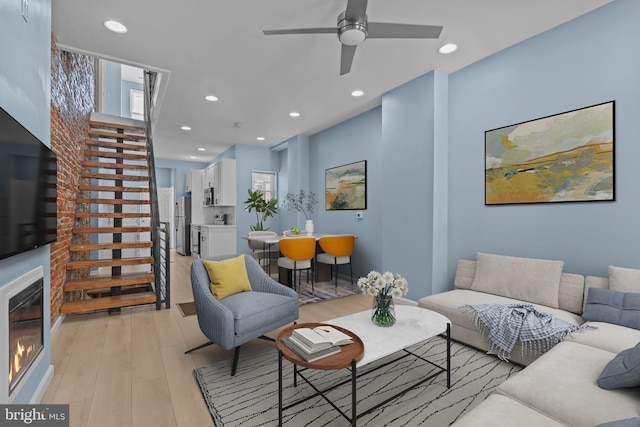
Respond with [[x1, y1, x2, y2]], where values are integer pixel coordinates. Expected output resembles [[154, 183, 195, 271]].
[[496, 341, 640, 427], [609, 265, 640, 293], [203, 255, 253, 300], [470, 253, 563, 309], [584, 275, 610, 309], [221, 291, 299, 338], [582, 288, 640, 330], [595, 418, 640, 427], [451, 394, 566, 427], [598, 342, 640, 390], [569, 321, 640, 354], [454, 259, 477, 290]]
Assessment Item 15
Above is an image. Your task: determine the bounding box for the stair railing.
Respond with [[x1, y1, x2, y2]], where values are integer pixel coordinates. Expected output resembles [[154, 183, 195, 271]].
[[143, 70, 169, 309]]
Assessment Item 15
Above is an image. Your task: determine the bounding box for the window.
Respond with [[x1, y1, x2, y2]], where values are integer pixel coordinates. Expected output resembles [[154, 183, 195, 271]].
[[252, 171, 277, 201]]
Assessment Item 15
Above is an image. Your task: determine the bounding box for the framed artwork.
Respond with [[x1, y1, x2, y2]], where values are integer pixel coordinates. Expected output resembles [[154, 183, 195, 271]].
[[485, 101, 614, 205], [325, 160, 367, 210]]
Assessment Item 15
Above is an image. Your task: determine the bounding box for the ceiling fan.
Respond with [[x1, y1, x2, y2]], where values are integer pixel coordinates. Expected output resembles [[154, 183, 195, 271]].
[[263, 0, 443, 75]]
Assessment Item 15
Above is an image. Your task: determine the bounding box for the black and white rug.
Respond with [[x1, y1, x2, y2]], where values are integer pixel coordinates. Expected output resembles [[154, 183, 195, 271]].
[[194, 336, 521, 426]]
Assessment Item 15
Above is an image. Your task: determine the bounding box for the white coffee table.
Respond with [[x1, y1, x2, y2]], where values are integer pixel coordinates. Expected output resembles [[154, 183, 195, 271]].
[[277, 305, 451, 426]]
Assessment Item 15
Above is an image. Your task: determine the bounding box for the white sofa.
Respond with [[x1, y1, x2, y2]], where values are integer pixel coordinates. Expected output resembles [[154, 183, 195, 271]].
[[417, 253, 640, 427]]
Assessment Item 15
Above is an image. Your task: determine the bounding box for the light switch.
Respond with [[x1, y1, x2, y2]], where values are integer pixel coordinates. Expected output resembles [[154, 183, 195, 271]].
[[356, 211, 363, 219]]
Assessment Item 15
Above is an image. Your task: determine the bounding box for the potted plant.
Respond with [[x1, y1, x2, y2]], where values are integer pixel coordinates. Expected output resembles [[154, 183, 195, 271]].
[[282, 190, 317, 234], [244, 189, 278, 231]]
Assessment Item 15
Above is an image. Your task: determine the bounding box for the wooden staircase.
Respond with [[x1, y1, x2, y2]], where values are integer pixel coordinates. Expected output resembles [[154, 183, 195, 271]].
[[61, 120, 158, 314]]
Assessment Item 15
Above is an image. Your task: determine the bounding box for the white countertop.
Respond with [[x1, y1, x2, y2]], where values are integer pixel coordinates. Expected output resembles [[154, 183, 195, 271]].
[[192, 224, 236, 228]]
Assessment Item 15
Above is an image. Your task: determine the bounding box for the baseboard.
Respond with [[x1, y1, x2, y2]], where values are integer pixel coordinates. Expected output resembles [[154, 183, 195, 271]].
[[50, 313, 66, 337], [30, 364, 54, 404]]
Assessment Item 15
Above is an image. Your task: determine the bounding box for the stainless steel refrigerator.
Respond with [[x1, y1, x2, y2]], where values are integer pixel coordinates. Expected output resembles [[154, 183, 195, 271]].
[[175, 196, 191, 255]]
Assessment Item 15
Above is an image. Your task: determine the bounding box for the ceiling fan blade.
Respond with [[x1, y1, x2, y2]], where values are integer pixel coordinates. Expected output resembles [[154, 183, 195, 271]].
[[344, 0, 368, 22], [340, 44, 357, 75], [263, 28, 336, 35], [367, 23, 443, 39]]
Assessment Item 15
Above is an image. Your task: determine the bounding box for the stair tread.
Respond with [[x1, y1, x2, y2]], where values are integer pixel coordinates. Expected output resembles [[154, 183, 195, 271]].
[[81, 172, 149, 181], [64, 273, 155, 291], [87, 129, 147, 141], [60, 292, 156, 314], [85, 150, 147, 160], [82, 161, 148, 170], [89, 120, 146, 132], [69, 242, 153, 251], [74, 212, 151, 218], [72, 226, 152, 234], [78, 185, 150, 192], [77, 198, 150, 205], [85, 139, 147, 151], [66, 256, 154, 269]]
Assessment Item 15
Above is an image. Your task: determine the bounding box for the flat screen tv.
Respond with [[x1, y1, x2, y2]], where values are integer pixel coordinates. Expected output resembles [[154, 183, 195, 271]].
[[0, 106, 57, 261]]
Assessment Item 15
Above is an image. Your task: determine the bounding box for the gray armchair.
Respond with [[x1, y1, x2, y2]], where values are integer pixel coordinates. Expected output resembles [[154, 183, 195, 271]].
[[187, 254, 299, 375]]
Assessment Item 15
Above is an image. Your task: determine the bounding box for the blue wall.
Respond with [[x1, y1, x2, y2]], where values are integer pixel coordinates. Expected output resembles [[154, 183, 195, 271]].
[[447, 0, 640, 279], [0, 0, 52, 403]]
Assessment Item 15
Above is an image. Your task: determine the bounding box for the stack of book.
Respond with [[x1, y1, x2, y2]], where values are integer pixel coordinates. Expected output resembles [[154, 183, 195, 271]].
[[282, 326, 354, 362]]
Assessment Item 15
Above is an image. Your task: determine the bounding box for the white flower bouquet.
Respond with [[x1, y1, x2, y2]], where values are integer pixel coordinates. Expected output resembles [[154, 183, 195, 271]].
[[357, 271, 408, 326]]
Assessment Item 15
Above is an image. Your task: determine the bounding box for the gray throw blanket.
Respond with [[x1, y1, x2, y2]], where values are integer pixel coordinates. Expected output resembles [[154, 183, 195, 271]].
[[461, 303, 593, 362]]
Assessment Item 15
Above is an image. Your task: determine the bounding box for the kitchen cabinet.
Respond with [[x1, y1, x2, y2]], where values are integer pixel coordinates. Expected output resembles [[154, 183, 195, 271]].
[[203, 164, 215, 189], [213, 159, 236, 206], [186, 169, 203, 194], [200, 225, 236, 258]]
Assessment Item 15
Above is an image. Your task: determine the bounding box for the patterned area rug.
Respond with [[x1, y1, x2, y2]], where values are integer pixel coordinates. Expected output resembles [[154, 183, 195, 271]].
[[194, 336, 522, 426], [177, 277, 360, 317]]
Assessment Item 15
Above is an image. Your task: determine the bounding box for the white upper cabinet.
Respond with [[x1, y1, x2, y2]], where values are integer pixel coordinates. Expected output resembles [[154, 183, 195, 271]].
[[213, 159, 236, 206], [203, 164, 215, 189]]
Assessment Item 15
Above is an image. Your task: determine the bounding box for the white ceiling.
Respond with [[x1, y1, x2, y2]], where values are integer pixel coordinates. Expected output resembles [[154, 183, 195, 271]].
[[51, 0, 612, 163]]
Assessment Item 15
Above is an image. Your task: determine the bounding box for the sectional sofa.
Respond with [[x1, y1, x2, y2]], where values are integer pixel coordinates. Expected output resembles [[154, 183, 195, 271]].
[[418, 253, 640, 427]]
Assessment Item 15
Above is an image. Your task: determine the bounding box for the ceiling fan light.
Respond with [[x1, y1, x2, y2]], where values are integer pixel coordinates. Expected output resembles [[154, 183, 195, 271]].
[[339, 27, 367, 46]]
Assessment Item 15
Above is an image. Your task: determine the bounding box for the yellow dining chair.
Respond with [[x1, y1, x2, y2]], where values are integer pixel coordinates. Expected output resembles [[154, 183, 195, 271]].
[[316, 235, 355, 290], [278, 237, 316, 295]]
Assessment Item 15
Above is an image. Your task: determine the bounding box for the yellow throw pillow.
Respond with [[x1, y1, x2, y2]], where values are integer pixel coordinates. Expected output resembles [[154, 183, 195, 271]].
[[202, 255, 252, 300]]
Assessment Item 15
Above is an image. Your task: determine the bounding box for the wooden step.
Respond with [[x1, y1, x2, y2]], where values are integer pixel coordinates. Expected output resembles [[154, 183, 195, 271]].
[[67, 256, 154, 270], [84, 150, 147, 160], [90, 120, 146, 132], [75, 212, 151, 219], [78, 185, 149, 193], [77, 198, 150, 205], [69, 242, 153, 251], [81, 171, 149, 181], [87, 129, 147, 142], [72, 226, 152, 234], [82, 161, 148, 170], [64, 272, 155, 292], [60, 292, 156, 314], [85, 139, 147, 151]]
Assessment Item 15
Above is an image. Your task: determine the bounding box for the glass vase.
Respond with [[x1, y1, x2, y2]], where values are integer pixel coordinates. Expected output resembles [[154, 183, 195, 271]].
[[371, 295, 396, 327]]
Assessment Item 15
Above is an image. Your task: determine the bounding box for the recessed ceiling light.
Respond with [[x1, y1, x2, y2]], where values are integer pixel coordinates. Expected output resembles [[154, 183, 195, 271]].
[[438, 43, 458, 54], [205, 95, 218, 102], [104, 20, 127, 34], [181, 126, 191, 131], [289, 112, 301, 118], [189, 156, 197, 159], [257, 137, 266, 141], [351, 90, 364, 97], [197, 147, 205, 151]]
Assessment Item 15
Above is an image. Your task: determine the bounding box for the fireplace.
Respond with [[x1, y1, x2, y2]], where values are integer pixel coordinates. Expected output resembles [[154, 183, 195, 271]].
[[1, 266, 44, 402]]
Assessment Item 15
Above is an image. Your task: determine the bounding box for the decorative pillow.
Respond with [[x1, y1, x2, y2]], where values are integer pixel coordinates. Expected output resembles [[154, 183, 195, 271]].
[[203, 255, 252, 300], [582, 288, 640, 330], [609, 265, 640, 293], [597, 342, 640, 390], [558, 272, 585, 314], [470, 253, 564, 308], [595, 418, 640, 427]]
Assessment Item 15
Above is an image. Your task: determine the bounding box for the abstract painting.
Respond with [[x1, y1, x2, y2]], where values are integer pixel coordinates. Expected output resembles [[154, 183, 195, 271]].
[[325, 160, 367, 210], [485, 101, 614, 205]]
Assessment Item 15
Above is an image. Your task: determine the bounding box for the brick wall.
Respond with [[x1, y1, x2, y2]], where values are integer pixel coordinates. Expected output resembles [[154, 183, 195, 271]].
[[49, 36, 94, 326]]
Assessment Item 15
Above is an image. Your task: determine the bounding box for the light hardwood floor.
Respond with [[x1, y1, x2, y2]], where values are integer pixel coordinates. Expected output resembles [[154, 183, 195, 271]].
[[42, 252, 371, 427]]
